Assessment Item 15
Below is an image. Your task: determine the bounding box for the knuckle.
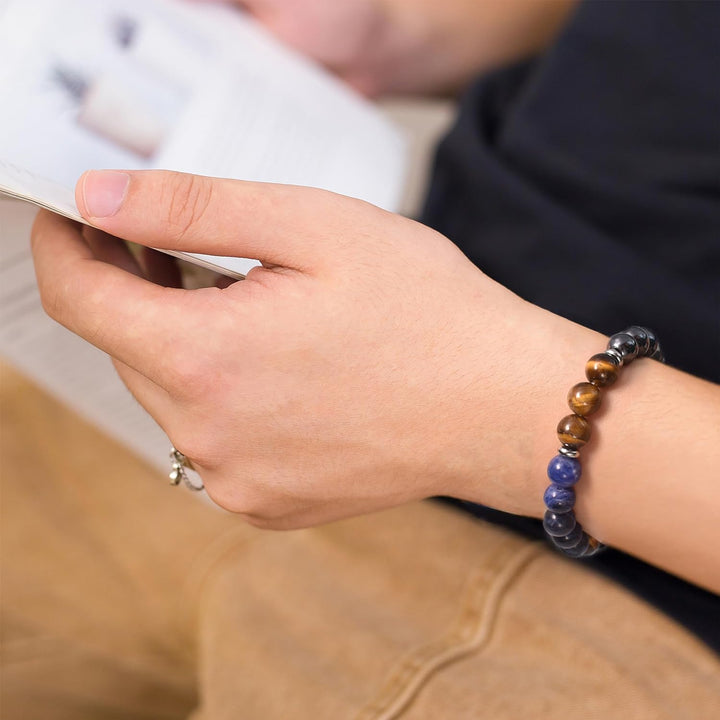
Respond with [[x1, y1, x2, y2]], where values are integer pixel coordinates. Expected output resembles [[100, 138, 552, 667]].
[[202, 481, 248, 515], [170, 430, 222, 471], [203, 481, 284, 526], [163, 173, 214, 244], [228, 493, 269, 519]]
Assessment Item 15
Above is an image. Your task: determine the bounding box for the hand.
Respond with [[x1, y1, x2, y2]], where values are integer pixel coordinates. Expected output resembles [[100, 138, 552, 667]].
[[30, 170, 720, 593], [31, 169, 582, 529], [193, 0, 577, 96]]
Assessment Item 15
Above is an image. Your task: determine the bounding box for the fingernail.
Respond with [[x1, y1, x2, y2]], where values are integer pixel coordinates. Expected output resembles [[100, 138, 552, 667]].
[[81, 171, 130, 218]]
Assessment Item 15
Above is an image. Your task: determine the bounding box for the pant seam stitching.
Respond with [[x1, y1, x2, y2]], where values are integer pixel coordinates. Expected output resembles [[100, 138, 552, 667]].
[[353, 541, 546, 720]]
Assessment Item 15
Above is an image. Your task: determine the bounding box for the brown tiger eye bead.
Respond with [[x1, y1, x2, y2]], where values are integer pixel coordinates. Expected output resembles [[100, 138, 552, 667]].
[[585, 352, 620, 387], [567, 382, 602, 416], [557, 414, 591, 448]]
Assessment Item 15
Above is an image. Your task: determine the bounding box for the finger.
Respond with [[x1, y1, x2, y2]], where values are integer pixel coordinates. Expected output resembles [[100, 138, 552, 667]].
[[113, 358, 216, 480], [82, 226, 144, 277], [113, 359, 200, 469], [84, 228, 184, 288], [113, 359, 176, 432], [31, 210, 196, 383], [140, 248, 184, 288], [215, 274, 239, 289], [75, 169, 382, 270]]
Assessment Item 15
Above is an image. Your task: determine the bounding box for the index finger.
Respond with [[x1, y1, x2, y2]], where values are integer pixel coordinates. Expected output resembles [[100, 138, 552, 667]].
[[31, 210, 199, 385]]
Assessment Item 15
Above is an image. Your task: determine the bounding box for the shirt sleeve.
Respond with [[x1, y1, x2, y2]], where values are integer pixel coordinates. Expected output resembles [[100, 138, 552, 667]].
[[421, 0, 720, 382]]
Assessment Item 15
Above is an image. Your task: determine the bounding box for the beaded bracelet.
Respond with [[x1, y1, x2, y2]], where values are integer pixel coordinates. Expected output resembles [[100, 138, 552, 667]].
[[543, 326, 665, 558]]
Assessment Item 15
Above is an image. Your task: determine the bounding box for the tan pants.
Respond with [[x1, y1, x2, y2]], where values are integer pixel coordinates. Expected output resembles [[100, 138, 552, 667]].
[[2, 364, 718, 719]]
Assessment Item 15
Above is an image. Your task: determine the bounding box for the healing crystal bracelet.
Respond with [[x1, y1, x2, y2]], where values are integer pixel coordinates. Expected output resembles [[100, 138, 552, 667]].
[[543, 326, 665, 558]]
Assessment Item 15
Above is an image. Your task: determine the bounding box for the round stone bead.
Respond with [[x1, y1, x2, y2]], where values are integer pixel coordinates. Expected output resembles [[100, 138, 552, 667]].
[[543, 484, 576, 512], [585, 352, 620, 387], [543, 510, 577, 537], [625, 326, 650, 354], [607, 332, 638, 362], [553, 524, 584, 549], [547, 455, 582, 487], [581, 536, 605, 558], [567, 381, 602, 416], [645, 328, 659, 357], [557, 414, 591, 448], [563, 533, 591, 557]]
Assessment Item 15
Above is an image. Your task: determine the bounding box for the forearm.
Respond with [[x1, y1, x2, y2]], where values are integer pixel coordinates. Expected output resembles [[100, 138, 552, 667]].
[[207, 0, 577, 96], [387, 0, 578, 94], [573, 358, 720, 593], [455, 302, 720, 593]]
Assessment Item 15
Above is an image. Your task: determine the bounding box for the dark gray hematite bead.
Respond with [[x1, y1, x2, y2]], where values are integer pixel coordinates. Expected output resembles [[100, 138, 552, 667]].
[[543, 510, 577, 537], [582, 539, 605, 558], [650, 342, 664, 361], [553, 524, 584, 549], [563, 533, 591, 557], [543, 484, 576, 513], [625, 326, 650, 354], [608, 332, 638, 361], [644, 328, 659, 356]]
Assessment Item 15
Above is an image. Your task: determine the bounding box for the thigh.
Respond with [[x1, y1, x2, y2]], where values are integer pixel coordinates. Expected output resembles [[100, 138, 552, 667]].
[[191, 500, 720, 720], [4, 365, 718, 719], [0, 364, 253, 719]]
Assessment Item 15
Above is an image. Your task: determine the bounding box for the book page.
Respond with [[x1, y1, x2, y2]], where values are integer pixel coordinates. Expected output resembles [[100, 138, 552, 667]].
[[0, 160, 86, 221], [0, 0, 407, 276]]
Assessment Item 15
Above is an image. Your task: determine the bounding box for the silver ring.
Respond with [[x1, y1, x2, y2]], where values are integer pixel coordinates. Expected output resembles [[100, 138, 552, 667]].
[[169, 446, 204, 491]]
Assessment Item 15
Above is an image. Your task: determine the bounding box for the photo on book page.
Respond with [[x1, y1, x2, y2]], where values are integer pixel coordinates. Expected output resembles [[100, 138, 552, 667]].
[[0, 0, 408, 278]]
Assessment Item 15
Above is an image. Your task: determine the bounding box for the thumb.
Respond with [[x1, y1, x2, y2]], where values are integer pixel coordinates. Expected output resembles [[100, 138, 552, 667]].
[[75, 169, 361, 270]]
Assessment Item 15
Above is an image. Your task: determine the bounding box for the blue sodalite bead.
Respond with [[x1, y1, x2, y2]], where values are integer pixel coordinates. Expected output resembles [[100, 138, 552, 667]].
[[547, 455, 582, 487], [543, 510, 577, 537], [543, 484, 576, 513], [553, 524, 584, 549]]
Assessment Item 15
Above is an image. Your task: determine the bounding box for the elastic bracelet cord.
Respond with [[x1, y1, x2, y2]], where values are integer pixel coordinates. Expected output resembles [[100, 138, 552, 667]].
[[543, 326, 665, 559]]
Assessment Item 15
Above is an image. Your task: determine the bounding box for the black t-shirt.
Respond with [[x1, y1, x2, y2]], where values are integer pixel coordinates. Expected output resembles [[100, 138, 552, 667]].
[[422, 0, 720, 652]]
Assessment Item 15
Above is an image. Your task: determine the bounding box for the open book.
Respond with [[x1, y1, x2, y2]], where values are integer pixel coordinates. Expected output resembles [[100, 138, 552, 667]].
[[0, 0, 407, 277]]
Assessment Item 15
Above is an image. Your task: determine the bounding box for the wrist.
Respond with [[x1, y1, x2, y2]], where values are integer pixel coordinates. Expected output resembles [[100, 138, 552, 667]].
[[440, 295, 606, 519]]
